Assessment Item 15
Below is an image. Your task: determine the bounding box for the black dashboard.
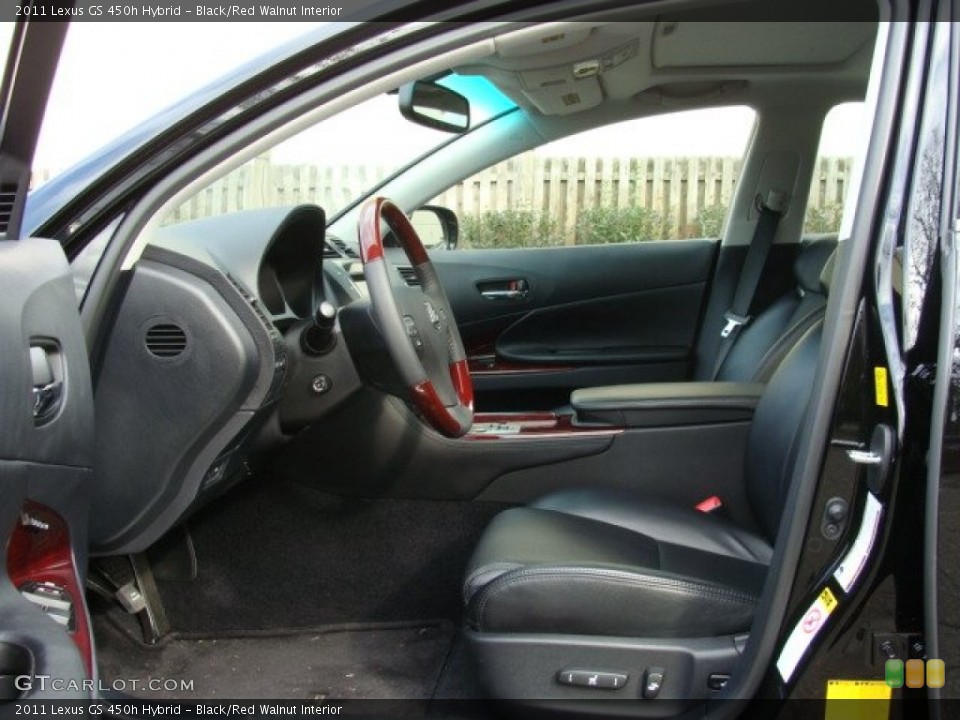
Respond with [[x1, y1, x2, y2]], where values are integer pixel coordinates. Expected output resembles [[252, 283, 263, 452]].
[[89, 204, 363, 555]]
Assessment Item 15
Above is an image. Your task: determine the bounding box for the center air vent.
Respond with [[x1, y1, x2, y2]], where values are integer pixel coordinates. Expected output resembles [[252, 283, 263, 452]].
[[144, 323, 188, 358], [397, 267, 421, 287], [0, 183, 19, 234], [324, 236, 359, 259]]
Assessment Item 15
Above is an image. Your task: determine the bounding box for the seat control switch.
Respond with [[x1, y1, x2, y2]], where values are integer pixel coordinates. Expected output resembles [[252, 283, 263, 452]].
[[643, 667, 665, 699], [556, 669, 628, 690], [708, 673, 731, 691]]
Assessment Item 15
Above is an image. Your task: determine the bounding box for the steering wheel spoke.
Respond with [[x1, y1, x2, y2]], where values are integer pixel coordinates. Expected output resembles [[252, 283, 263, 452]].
[[359, 197, 474, 437]]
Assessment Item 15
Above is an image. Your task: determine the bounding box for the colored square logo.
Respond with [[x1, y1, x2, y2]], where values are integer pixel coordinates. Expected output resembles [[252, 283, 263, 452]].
[[885, 659, 904, 688], [927, 659, 945, 689], [905, 659, 925, 688]]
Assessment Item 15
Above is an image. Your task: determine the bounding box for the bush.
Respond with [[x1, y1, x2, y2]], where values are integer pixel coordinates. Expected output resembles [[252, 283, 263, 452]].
[[696, 204, 728, 238], [460, 210, 561, 249], [804, 203, 844, 234], [575, 206, 670, 245]]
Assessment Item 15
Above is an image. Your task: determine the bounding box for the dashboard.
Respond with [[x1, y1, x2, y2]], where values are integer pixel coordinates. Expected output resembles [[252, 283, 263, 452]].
[[89, 204, 364, 555]]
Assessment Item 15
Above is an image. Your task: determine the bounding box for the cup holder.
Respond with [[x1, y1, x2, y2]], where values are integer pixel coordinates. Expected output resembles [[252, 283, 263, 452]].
[[0, 642, 33, 702]]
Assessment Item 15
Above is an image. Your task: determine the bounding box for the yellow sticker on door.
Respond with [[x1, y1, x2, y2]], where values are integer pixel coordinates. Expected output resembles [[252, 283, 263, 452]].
[[825, 680, 891, 720], [776, 587, 839, 682], [874, 367, 889, 407]]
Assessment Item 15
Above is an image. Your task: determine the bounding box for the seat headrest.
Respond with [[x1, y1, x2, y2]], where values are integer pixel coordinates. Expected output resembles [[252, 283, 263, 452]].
[[794, 235, 838, 295]]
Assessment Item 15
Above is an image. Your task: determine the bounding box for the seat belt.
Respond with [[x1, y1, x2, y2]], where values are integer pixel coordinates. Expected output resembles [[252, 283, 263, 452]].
[[710, 190, 787, 380]]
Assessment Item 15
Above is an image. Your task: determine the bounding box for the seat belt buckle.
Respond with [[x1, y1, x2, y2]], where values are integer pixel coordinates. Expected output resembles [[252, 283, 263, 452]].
[[696, 495, 724, 513], [720, 311, 750, 338]]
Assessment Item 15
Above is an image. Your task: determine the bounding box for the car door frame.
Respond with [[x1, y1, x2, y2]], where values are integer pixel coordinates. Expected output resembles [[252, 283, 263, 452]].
[[0, 15, 99, 701]]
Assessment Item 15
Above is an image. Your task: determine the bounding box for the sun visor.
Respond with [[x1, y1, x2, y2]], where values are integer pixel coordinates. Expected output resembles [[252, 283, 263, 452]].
[[652, 21, 875, 69]]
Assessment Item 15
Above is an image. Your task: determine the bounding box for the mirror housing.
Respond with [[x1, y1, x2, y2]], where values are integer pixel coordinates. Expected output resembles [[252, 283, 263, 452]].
[[398, 80, 470, 134], [411, 206, 459, 250]]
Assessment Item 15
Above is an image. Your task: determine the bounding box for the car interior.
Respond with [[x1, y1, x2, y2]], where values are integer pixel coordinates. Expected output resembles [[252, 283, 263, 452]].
[[49, 6, 886, 713]]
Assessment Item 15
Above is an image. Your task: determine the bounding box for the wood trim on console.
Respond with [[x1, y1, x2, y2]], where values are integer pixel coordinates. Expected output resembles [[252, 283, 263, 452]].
[[467, 412, 623, 441]]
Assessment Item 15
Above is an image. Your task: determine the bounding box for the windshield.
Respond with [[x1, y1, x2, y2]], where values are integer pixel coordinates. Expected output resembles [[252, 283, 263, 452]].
[[161, 74, 517, 227], [31, 23, 321, 190]]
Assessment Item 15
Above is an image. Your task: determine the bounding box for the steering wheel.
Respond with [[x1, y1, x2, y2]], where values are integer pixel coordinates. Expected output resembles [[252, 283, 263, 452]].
[[358, 197, 474, 437]]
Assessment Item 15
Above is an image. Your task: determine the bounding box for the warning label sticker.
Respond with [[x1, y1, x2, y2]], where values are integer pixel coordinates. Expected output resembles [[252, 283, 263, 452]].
[[776, 587, 838, 683]]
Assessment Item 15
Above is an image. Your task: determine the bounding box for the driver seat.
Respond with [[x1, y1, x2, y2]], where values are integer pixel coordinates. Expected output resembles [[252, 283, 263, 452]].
[[462, 314, 825, 699]]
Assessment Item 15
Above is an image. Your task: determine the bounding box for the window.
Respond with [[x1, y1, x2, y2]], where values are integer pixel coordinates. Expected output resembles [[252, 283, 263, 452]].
[[803, 102, 865, 235], [159, 75, 517, 227], [427, 106, 756, 249]]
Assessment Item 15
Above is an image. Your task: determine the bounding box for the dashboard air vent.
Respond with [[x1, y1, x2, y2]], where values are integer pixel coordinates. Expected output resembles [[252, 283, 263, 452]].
[[0, 184, 18, 234], [145, 323, 188, 359], [324, 237, 359, 259], [397, 267, 421, 287]]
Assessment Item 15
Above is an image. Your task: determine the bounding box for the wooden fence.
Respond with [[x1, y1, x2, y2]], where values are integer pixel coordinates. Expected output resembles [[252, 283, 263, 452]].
[[34, 155, 854, 241]]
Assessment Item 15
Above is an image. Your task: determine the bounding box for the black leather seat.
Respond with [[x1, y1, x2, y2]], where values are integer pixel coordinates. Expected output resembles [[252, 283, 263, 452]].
[[464, 316, 824, 640], [703, 234, 836, 383]]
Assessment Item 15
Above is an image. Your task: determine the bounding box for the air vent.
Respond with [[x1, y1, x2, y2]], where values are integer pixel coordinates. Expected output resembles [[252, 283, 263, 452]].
[[0, 184, 18, 234], [324, 237, 359, 259], [397, 267, 421, 287], [144, 323, 188, 358]]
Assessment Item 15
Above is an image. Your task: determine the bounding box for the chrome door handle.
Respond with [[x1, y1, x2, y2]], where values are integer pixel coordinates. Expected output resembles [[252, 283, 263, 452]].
[[32, 380, 63, 422], [478, 279, 529, 301], [481, 288, 527, 300]]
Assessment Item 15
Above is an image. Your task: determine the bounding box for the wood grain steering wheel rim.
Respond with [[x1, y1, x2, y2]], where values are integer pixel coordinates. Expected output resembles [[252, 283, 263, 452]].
[[358, 197, 474, 437]]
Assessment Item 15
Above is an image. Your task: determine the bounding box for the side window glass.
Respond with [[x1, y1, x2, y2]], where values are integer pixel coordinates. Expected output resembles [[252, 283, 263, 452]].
[[428, 106, 755, 249], [804, 102, 865, 235]]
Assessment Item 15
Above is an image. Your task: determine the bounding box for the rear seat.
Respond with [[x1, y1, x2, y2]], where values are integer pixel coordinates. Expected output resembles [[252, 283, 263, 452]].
[[697, 235, 837, 383]]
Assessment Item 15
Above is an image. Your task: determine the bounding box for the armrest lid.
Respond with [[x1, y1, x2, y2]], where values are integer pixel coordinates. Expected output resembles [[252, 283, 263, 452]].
[[571, 382, 765, 428]]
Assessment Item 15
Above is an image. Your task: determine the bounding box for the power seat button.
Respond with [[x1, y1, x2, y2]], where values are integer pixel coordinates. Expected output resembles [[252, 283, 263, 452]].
[[644, 667, 666, 698], [556, 669, 628, 690], [708, 673, 731, 691]]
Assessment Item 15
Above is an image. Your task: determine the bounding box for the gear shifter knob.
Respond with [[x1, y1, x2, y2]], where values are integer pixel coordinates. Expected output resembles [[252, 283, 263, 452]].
[[301, 301, 337, 355]]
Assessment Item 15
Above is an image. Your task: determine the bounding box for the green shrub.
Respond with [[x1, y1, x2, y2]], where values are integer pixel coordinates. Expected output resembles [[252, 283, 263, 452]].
[[460, 210, 561, 249], [696, 204, 728, 238], [804, 203, 844, 234], [575, 206, 670, 245]]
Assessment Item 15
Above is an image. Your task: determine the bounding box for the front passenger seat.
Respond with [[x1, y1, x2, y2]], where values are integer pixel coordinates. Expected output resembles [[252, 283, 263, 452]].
[[462, 315, 826, 700]]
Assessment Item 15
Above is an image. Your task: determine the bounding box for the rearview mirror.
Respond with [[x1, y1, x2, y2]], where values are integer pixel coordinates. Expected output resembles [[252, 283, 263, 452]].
[[399, 81, 470, 134]]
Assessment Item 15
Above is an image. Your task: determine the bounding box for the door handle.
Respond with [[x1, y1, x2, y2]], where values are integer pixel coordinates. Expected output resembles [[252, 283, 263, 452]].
[[33, 381, 63, 422], [478, 279, 529, 301], [29, 344, 63, 425]]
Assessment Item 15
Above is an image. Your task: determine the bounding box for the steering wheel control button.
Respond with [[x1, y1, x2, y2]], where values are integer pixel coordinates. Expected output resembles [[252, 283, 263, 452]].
[[311, 374, 333, 395], [556, 670, 627, 690], [643, 667, 665, 698], [707, 673, 731, 691], [402, 316, 425, 352]]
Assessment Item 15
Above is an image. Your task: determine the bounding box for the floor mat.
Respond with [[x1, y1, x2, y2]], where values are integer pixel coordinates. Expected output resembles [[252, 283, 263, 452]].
[[153, 478, 508, 636], [95, 616, 456, 701]]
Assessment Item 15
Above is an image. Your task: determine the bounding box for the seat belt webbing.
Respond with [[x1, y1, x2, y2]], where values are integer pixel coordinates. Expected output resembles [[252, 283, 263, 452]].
[[710, 190, 786, 380]]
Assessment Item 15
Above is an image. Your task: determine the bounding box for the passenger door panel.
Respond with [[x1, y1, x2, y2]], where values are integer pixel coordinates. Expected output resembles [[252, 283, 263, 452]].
[[431, 239, 718, 409]]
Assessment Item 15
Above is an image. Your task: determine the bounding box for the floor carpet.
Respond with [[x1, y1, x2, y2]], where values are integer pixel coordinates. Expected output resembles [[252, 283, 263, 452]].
[[152, 478, 508, 636], [95, 614, 456, 701]]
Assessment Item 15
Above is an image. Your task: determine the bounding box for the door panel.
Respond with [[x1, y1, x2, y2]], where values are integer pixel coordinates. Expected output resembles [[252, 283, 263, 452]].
[[0, 238, 95, 699], [430, 239, 718, 409]]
